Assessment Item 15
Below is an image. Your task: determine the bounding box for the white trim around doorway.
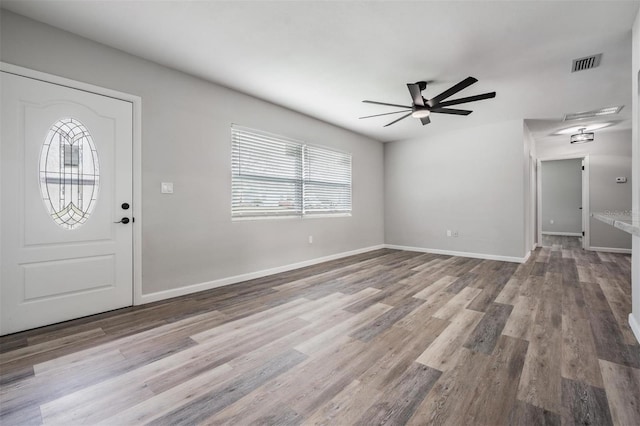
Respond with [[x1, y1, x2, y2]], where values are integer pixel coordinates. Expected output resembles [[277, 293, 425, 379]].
[[0, 62, 144, 306]]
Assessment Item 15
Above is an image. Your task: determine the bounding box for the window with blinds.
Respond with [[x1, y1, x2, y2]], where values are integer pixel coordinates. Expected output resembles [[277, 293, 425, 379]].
[[304, 144, 352, 214], [231, 125, 352, 219]]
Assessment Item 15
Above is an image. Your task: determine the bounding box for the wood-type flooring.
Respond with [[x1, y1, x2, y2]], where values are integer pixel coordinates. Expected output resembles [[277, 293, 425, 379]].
[[1, 240, 639, 425]]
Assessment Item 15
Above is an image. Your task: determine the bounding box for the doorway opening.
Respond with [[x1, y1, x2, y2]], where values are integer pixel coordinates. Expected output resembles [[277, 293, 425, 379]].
[[537, 156, 589, 250]]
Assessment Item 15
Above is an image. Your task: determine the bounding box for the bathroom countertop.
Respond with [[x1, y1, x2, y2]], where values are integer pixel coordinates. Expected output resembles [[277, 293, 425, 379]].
[[591, 212, 640, 238]]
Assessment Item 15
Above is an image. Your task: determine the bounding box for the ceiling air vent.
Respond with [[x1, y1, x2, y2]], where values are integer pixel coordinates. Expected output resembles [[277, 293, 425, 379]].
[[563, 105, 623, 121], [571, 53, 602, 72]]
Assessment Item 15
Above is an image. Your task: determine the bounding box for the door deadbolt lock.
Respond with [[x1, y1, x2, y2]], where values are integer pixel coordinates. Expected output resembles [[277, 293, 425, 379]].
[[114, 217, 130, 224], [121, 202, 130, 210]]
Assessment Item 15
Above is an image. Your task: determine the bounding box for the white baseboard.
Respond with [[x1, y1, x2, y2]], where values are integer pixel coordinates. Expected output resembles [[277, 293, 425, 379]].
[[139, 244, 386, 304], [541, 232, 582, 237], [589, 246, 632, 254], [629, 314, 640, 345], [140, 242, 534, 305], [383, 244, 529, 264]]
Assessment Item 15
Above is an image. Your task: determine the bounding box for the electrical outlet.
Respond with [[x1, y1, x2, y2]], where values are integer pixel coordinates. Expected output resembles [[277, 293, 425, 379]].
[[308, 235, 313, 244], [447, 230, 452, 237], [453, 230, 459, 237]]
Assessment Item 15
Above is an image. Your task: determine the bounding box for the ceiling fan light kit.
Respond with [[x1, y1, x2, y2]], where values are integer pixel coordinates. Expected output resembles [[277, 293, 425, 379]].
[[411, 109, 431, 118], [360, 76, 496, 127]]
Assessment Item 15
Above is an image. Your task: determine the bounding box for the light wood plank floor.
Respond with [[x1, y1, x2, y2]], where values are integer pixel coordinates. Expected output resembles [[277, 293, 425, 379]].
[[542, 234, 583, 249], [1, 243, 639, 425]]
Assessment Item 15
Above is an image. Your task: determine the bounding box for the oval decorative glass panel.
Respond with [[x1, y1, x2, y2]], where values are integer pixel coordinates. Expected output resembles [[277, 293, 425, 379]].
[[39, 118, 100, 230]]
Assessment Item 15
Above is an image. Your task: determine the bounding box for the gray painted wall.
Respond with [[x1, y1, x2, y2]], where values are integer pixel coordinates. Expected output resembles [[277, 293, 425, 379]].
[[536, 129, 632, 250], [631, 8, 639, 339], [541, 159, 582, 234], [384, 119, 527, 260], [0, 11, 385, 296]]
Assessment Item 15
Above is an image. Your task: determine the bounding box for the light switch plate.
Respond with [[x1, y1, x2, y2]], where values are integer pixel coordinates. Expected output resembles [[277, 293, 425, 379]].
[[161, 182, 174, 194]]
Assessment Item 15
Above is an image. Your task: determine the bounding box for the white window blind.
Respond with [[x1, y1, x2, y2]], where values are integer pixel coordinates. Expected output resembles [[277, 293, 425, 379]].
[[304, 144, 352, 214], [231, 126, 303, 217], [231, 125, 352, 219]]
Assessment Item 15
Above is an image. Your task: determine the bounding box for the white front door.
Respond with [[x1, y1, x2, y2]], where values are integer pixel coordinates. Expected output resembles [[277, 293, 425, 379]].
[[1, 71, 134, 335]]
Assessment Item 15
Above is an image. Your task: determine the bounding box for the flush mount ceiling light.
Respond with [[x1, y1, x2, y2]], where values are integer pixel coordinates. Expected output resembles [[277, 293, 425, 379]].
[[554, 122, 613, 135], [570, 128, 594, 144], [563, 106, 623, 121]]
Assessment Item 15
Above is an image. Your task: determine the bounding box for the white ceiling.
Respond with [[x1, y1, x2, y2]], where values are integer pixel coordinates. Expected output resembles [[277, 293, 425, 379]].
[[3, 0, 638, 143]]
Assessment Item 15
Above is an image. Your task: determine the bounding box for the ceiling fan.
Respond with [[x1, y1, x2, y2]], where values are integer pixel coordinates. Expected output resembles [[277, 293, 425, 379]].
[[360, 77, 496, 127]]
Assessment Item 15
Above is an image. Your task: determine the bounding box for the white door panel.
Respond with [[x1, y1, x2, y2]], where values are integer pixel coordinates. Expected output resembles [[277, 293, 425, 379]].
[[1, 72, 133, 335]]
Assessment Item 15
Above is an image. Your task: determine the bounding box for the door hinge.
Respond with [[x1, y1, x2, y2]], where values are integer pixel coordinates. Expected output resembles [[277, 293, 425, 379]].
[[582, 231, 585, 236], [582, 166, 585, 170]]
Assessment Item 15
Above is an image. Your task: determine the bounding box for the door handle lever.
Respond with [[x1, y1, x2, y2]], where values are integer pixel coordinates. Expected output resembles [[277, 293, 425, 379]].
[[114, 217, 130, 224]]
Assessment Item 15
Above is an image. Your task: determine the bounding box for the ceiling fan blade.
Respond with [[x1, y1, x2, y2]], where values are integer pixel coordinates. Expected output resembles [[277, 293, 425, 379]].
[[363, 100, 412, 109], [435, 92, 496, 108], [359, 110, 412, 119], [383, 112, 413, 127], [427, 76, 478, 107], [407, 83, 424, 107], [430, 108, 473, 115], [420, 116, 431, 125]]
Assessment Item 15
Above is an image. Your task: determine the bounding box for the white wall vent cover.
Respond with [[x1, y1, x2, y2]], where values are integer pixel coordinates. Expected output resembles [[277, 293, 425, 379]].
[[571, 53, 602, 72]]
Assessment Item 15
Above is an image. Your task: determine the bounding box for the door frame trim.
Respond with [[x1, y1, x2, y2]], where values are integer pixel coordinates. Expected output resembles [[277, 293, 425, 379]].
[[1, 62, 144, 306], [537, 154, 590, 250]]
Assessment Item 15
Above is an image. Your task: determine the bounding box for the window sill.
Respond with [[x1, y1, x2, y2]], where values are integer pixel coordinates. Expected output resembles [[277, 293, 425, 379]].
[[231, 213, 352, 222], [303, 213, 352, 219]]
